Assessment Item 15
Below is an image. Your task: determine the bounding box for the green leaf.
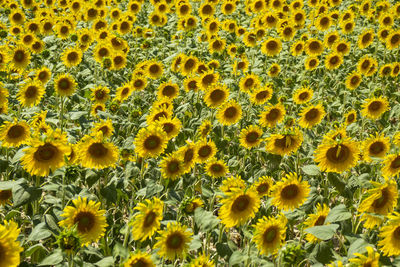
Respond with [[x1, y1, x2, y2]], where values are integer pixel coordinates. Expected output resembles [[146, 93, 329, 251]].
[[0, 180, 17, 190], [13, 184, 42, 208], [189, 235, 202, 250], [38, 249, 63, 266], [326, 205, 352, 223], [301, 165, 321, 176], [25, 244, 49, 257], [112, 242, 129, 261], [229, 250, 247, 267], [95, 256, 114, 267], [347, 239, 369, 259], [27, 222, 52, 242], [69, 111, 87, 120], [305, 224, 339, 240], [312, 242, 334, 264], [194, 208, 220, 232]]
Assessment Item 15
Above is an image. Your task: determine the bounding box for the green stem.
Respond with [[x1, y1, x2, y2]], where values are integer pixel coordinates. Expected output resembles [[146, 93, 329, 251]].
[[60, 96, 65, 132]]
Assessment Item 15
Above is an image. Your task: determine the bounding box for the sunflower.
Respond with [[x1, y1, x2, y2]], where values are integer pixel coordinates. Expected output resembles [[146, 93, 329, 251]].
[[59, 197, 107, 246], [252, 214, 287, 256], [252, 176, 273, 197], [250, 84, 273, 105], [93, 43, 112, 63], [334, 40, 351, 56], [0, 120, 30, 148], [259, 104, 286, 128], [270, 172, 310, 211], [124, 251, 155, 267], [340, 20, 354, 34], [305, 56, 319, 70], [315, 15, 331, 31], [362, 133, 390, 162], [154, 222, 192, 260], [130, 197, 163, 241], [134, 125, 168, 158], [91, 86, 110, 104], [61, 47, 82, 68], [382, 154, 400, 179], [217, 100, 242, 126], [291, 40, 304, 56], [305, 38, 324, 56], [115, 83, 133, 102], [378, 212, 400, 256], [361, 96, 389, 120], [268, 63, 281, 77], [160, 153, 184, 180], [198, 120, 212, 138], [314, 137, 359, 173], [177, 141, 198, 172], [304, 204, 330, 243], [344, 110, 357, 125], [386, 31, 400, 50], [54, 73, 77, 97], [78, 135, 119, 169], [358, 29, 375, 49], [324, 31, 340, 48], [325, 52, 343, 70], [111, 52, 127, 70], [131, 75, 147, 91], [196, 139, 217, 163], [183, 77, 200, 92], [189, 253, 214, 267], [219, 187, 260, 228], [349, 247, 380, 267], [36, 67, 51, 84], [358, 180, 398, 229], [261, 37, 282, 56], [147, 107, 173, 125], [239, 73, 260, 93], [0, 189, 12, 206], [298, 103, 326, 129], [293, 86, 313, 104], [344, 72, 362, 90], [394, 132, 400, 147], [91, 103, 106, 117], [180, 56, 198, 76], [265, 128, 303, 156], [91, 119, 114, 138], [239, 125, 263, 149], [157, 81, 179, 100], [17, 80, 45, 107], [220, 175, 246, 194], [155, 117, 182, 139], [10, 45, 31, 70], [146, 60, 163, 79], [205, 158, 227, 178], [203, 83, 229, 108], [0, 220, 23, 267]]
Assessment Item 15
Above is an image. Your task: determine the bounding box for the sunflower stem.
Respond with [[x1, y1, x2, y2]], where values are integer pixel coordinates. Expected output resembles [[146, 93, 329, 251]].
[[62, 173, 66, 208], [60, 96, 65, 132]]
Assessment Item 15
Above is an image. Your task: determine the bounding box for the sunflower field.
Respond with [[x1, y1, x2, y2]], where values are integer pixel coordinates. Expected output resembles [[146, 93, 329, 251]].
[[1, 0, 400, 266]]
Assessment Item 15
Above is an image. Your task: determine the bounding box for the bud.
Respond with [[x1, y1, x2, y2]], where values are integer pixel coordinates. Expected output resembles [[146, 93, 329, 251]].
[[102, 57, 112, 69], [41, 50, 50, 58], [70, 34, 78, 42], [0, 30, 7, 38], [57, 227, 81, 256]]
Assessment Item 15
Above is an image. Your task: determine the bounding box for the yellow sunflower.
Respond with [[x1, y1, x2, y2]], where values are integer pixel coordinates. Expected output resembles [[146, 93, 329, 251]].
[[250, 84, 273, 105], [239, 125, 263, 149], [304, 203, 330, 243], [325, 52, 343, 70], [54, 73, 77, 97], [298, 103, 326, 129], [157, 81, 179, 100], [198, 119, 212, 138], [259, 103, 286, 128], [195, 139, 217, 163], [115, 83, 133, 102], [394, 132, 400, 147], [131, 197, 163, 241], [270, 172, 310, 211], [361, 96, 390, 120], [0, 120, 30, 148], [78, 135, 119, 169], [91, 86, 110, 103], [205, 158, 227, 178], [91, 119, 114, 138], [345, 72, 362, 90], [0, 189, 12, 206], [252, 214, 287, 256], [293, 86, 313, 104], [358, 179, 398, 229], [154, 222, 192, 260], [217, 100, 242, 126], [61, 47, 83, 68], [265, 128, 303, 156], [305, 38, 324, 56], [59, 197, 107, 246], [261, 37, 282, 56], [155, 117, 182, 139], [378, 212, 400, 256], [314, 137, 360, 173], [35, 67, 51, 84], [124, 251, 155, 267], [382, 154, 400, 179], [358, 29, 375, 49], [362, 133, 390, 162], [189, 253, 214, 267], [10, 45, 31, 70], [304, 56, 319, 70], [134, 125, 168, 158], [0, 220, 23, 267], [203, 83, 229, 108], [252, 176, 273, 197], [219, 187, 261, 228], [17, 80, 45, 107], [349, 246, 380, 267], [160, 153, 184, 180], [268, 63, 281, 77], [239, 73, 260, 93], [177, 141, 198, 172], [344, 110, 357, 125], [146, 60, 164, 79], [219, 175, 246, 194]]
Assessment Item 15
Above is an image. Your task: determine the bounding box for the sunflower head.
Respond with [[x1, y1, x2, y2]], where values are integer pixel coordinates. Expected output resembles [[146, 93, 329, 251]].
[[124, 251, 155, 267], [252, 214, 287, 256]]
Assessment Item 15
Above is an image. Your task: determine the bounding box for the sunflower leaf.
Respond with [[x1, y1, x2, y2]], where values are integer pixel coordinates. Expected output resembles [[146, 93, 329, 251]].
[[326, 204, 352, 223], [301, 165, 321, 176], [305, 224, 339, 240], [347, 238, 370, 259], [38, 249, 63, 266], [194, 208, 220, 232]]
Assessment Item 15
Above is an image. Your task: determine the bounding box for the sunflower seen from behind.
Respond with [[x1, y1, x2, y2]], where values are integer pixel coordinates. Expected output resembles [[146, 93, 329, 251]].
[[154, 222, 192, 260], [252, 214, 287, 256], [59, 197, 107, 246], [0, 120, 30, 148], [270, 172, 310, 211], [314, 136, 359, 173], [304, 203, 330, 243], [358, 180, 398, 229], [219, 187, 260, 228], [130, 197, 163, 241], [78, 134, 118, 169]]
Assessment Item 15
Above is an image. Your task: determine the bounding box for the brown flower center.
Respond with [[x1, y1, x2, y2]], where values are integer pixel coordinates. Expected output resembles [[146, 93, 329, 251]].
[[88, 143, 108, 158], [224, 106, 237, 119], [246, 132, 259, 143], [263, 226, 277, 243], [74, 211, 95, 233], [143, 211, 156, 228], [166, 233, 183, 249], [0, 190, 12, 201], [34, 143, 58, 162], [231, 195, 250, 212], [305, 108, 319, 121], [326, 144, 350, 163], [144, 136, 161, 150], [390, 156, 400, 169], [198, 145, 211, 158], [281, 184, 299, 199], [368, 101, 382, 112]]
